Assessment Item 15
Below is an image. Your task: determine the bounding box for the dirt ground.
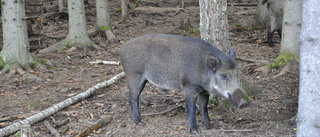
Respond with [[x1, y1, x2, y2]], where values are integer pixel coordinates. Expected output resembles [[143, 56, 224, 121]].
[[0, 0, 298, 136]]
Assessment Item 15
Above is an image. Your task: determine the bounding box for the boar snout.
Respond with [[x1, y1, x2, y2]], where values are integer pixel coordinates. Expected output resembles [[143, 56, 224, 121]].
[[227, 89, 248, 109]]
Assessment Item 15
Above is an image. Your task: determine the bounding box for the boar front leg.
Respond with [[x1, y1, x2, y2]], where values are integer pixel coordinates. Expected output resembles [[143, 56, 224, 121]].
[[199, 92, 210, 129], [184, 86, 201, 133]]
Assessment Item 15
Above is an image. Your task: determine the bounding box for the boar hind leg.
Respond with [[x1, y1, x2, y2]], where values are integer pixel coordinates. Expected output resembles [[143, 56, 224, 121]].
[[199, 92, 210, 129], [184, 86, 200, 133], [277, 28, 282, 39], [268, 26, 275, 47], [127, 74, 147, 126]]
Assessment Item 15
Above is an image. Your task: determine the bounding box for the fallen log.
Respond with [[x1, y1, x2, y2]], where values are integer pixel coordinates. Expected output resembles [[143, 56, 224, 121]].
[[0, 72, 125, 137]]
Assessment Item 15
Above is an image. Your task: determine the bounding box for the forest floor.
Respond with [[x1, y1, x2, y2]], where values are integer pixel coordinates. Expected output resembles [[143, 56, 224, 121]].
[[0, 0, 298, 136]]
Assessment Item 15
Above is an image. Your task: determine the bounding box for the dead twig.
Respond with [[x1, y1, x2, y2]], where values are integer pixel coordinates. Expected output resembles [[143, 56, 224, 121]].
[[45, 35, 64, 39], [89, 60, 120, 65], [227, 3, 257, 6], [44, 120, 61, 137], [52, 118, 69, 127], [237, 56, 268, 64], [0, 113, 37, 122], [20, 125, 34, 137], [28, 3, 44, 6], [142, 105, 182, 116], [212, 129, 254, 132], [75, 115, 113, 137], [0, 123, 10, 127]]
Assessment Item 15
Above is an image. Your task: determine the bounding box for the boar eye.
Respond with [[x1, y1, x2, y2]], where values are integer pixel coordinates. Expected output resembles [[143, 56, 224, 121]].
[[221, 74, 228, 80]]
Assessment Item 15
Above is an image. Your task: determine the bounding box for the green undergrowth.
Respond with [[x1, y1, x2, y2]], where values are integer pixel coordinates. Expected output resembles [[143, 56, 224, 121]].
[[63, 40, 72, 48], [135, 0, 142, 7], [0, 57, 4, 69], [234, 22, 242, 27], [267, 52, 299, 68], [180, 26, 200, 36], [115, 9, 122, 12]]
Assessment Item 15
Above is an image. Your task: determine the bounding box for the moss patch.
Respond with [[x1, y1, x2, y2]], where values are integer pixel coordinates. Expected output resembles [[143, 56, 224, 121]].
[[100, 25, 112, 31], [267, 52, 299, 68], [0, 57, 4, 69]]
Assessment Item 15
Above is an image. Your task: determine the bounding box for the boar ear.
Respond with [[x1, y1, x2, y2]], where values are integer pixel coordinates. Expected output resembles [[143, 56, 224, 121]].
[[229, 49, 236, 60], [206, 52, 220, 71]]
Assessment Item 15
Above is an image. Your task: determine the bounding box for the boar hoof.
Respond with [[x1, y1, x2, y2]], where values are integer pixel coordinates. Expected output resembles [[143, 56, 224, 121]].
[[239, 102, 248, 109], [189, 127, 201, 134], [204, 124, 211, 129], [134, 122, 144, 126]]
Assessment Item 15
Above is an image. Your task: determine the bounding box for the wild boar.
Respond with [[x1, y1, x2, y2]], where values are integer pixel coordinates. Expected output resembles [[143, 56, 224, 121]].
[[119, 33, 247, 133]]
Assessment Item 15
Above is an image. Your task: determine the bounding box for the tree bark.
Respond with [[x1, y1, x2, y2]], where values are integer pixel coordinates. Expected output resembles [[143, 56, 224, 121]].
[[121, 0, 129, 21], [39, 0, 99, 53], [199, 0, 230, 53], [0, 72, 125, 136], [96, 0, 111, 29], [0, 0, 35, 76], [280, 0, 302, 58], [297, 0, 320, 136]]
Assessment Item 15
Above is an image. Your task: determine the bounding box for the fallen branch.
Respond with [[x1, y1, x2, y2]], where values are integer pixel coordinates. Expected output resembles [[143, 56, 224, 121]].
[[0, 112, 37, 122], [142, 105, 182, 116], [272, 60, 299, 78], [20, 125, 34, 137], [44, 120, 61, 137], [0, 123, 10, 127], [75, 115, 113, 137], [52, 118, 69, 127], [237, 56, 268, 64], [89, 60, 120, 65], [0, 72, 125, 137], [105, 30, 117, 43], [213, 129, 253, 132]]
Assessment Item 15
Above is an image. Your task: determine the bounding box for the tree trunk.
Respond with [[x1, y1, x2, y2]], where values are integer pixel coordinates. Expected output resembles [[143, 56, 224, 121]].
[[96, 0, 111, 29], [253, 0, 269, 29], [66, 0, 94, 47], [297, 0, 320, 136], [39, 0, 98, 53], [280, 0, 302, 58], [121, 0, 129, 21], [199, 0, 230, 53], [0, 0, 34, 75]]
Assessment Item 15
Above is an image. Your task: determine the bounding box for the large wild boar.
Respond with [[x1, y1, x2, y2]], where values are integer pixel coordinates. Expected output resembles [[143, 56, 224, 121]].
[[119, 33, 247, 133], [263, 0, 284, 47]]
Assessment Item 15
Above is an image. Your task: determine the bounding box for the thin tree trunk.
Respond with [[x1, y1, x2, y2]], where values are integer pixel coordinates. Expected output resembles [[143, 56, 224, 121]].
[[96, 0, 111, 29], [297, 0, 320, 136], [121, 0, 129, 21], [66, 0, 94, 46], [0, 72, 125, 136], [199, 0, 230, 53], [39, 0, 99, 53], [280, 0, 302, 58]]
